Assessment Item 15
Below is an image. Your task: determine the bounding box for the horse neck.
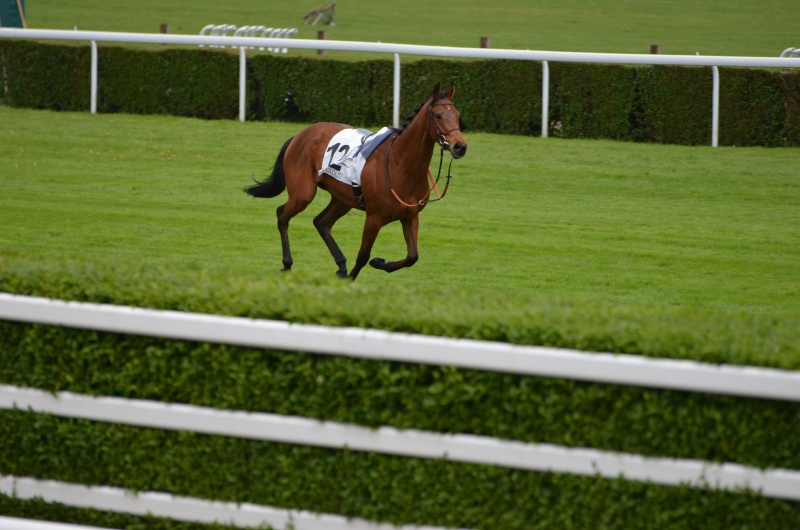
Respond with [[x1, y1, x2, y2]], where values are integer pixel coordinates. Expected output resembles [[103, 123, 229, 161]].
[[393, 102, 436, 175]]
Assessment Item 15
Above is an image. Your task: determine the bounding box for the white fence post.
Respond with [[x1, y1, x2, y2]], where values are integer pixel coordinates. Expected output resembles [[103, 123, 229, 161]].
[[541, 60, 549, 138], [239, 47, 246, 122], [712, 65, 720, 147], [90, 40, 97, 114]]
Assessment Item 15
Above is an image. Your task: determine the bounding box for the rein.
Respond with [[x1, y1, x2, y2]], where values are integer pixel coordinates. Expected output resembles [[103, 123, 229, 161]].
[[384, 99, 459, 208]]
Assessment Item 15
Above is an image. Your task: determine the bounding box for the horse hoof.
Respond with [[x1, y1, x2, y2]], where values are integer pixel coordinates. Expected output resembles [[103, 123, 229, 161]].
[[369, 257, 386, 269], [335, 270, 348, 279]]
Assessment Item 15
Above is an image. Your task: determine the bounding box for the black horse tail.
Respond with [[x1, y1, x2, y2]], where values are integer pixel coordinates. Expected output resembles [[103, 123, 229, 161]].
[[243, 136, 294, 198]]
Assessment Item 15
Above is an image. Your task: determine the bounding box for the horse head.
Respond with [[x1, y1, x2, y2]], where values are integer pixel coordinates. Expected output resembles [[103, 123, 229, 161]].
[[428, 83, 467, 159]]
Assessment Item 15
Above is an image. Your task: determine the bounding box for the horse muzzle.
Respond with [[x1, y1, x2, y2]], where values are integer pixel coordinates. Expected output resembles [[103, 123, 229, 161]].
[[451, 141, 468, 159]]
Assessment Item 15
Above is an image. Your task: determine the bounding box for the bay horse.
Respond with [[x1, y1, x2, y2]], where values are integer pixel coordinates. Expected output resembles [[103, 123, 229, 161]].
[[244, 83, 467, 280]]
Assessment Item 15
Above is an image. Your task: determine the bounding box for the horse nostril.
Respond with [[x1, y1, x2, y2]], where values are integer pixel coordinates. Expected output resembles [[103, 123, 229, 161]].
[[453, 142, 467, 158]]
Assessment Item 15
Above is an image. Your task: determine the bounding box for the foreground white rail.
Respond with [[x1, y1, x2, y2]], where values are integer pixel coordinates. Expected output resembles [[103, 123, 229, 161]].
[[2, 386, 799, 502], [1, 293, 799, 402], [0, 477, 460, 530], [2, 28, 800, 143], [0, 517, 118, 530]]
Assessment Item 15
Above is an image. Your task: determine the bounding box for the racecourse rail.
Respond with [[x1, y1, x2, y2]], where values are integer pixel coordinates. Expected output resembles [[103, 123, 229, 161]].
[[2, 28, 800, 146]]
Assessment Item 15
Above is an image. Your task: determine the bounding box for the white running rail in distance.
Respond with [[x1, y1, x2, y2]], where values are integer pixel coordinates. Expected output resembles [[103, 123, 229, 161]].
[[198, 24, 298, 52], [2, 28, 800, 137]]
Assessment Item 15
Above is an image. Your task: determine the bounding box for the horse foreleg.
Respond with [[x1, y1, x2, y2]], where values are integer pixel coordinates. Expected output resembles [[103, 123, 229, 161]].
[[369, 215, 419, 273], [348, 214, 383, 280], [314, 198, 352, 278]]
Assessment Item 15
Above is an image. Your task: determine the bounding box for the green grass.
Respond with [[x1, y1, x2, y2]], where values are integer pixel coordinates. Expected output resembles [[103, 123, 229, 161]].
[[24, 0, 798, 58], [2, 106, 799, 367]]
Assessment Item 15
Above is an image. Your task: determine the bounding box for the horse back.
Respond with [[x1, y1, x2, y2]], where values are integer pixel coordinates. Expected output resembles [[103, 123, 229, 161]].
[[286, 122, 350, 175]]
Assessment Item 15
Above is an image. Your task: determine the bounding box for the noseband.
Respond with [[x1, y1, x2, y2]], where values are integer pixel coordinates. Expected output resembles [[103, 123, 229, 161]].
[[429, 99, 461, 151]]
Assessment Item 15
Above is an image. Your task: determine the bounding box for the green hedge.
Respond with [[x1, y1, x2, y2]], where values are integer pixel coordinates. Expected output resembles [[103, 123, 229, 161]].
[[2, 324, 799, 469], [0, 40, 91, 111], [2, 40, 799, 145], [99, 47, 242, 119]]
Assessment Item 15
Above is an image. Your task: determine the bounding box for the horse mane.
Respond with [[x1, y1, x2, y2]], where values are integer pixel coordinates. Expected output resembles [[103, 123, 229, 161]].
[[398, 91, 448, 134]]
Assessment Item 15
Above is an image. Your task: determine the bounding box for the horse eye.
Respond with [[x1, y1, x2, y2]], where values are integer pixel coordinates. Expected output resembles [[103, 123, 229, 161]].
[[435, 113, 442, 119]]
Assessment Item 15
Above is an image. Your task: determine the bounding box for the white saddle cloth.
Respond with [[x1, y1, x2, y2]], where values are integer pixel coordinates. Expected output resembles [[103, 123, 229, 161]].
[[318, 127, 392, 186]]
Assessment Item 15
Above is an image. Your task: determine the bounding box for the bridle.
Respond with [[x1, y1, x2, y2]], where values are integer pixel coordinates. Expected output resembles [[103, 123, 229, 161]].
[[429, 99, 462, 151], [384, 96, 460, 208]]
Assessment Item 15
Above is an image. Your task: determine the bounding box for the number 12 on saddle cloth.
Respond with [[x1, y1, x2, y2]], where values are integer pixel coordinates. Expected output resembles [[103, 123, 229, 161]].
[[318, 126, 394, 187]]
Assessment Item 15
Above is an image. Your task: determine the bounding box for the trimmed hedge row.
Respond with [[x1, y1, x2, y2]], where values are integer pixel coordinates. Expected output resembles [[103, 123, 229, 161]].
[[2, 323, 800, 470], [2, 40, 799, 146]]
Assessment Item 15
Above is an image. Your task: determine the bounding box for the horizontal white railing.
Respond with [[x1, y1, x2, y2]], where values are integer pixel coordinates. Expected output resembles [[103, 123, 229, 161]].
[[0, 516, 114, 530], [1, 293, 799, 402], [0, 477, 460, 530], [3, 28, 799, 67], [2, 28, 800, 144], [2, 385, 799, 502]]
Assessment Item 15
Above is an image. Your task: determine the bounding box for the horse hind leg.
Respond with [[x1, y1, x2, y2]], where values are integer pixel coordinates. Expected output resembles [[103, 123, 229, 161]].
[[313, 198, 352, 277], [276, 204, 293, 271], [275, 193, 313, 272]]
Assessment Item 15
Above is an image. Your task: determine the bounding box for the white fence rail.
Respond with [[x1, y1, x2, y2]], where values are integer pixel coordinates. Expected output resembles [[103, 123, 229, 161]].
[[2, 28, 800, 145], [0, 476, 458, 530], [2, 385, 799, 503], [2, 293, 800, 402], [0, 516, 116, 530]]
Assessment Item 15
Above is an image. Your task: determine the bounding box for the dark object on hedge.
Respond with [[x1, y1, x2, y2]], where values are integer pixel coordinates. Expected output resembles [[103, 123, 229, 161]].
[[244, 83, 467, 280]]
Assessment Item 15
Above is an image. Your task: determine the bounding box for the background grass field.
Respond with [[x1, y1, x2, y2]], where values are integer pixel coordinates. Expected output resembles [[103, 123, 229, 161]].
[[23, 0, 799, 58], [2, 106, 799, 367]]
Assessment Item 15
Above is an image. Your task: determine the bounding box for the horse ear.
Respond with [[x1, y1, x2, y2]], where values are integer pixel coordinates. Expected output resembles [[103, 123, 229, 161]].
[[446, 83, 455, 100], [431, 83, 441, 99]]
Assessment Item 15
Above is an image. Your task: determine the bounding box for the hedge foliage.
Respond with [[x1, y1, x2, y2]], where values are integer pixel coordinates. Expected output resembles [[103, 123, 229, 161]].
[[2, 323, 799, 470], [2, 40, 799, 146]]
